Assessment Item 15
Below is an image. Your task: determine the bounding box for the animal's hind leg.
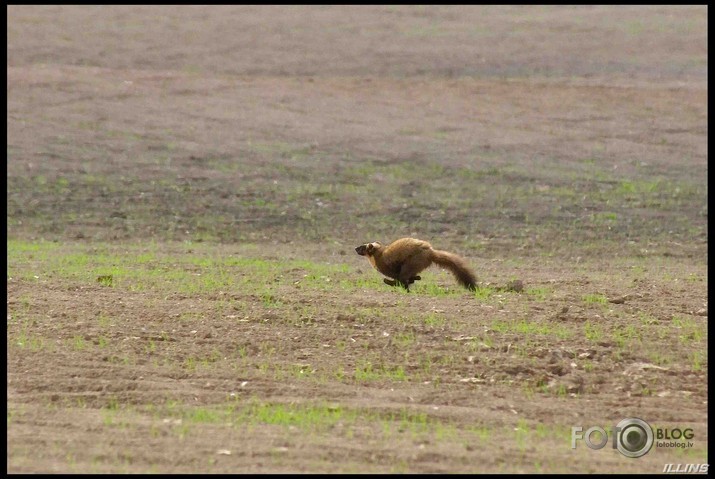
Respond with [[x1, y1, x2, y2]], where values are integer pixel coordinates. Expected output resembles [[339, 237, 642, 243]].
[[390, 277, 419, 289], [398, 263, 426, 291], [385, 277, 418, 287]]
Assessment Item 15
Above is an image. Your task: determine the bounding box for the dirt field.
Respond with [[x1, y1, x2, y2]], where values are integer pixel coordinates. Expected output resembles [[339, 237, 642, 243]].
[[7, 5, 708, 473]]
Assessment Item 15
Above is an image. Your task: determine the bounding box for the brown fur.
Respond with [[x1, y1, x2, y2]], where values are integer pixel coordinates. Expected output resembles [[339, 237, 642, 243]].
[[355, 238, 477, 291]]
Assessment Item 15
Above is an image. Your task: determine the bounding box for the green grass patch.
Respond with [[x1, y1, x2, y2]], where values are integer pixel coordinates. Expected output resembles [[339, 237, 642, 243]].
[[526, 287, 550, 301], [490, 319, 573, 339], [473, 286, 496, 301], [6, 240, 366, 297], [671, 316, 707, 343], [611, 324, 642, 348], [584, 321, 605, 342], [354, 360, 408, 383], [11, 330, 46, 351], [582, 293, 608, 305]]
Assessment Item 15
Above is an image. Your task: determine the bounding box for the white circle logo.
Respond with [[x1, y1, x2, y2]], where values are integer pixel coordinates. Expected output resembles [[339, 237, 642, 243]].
[[615, 418, 654, 458]]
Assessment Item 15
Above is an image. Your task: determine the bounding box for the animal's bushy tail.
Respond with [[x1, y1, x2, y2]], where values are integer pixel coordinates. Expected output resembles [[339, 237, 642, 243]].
[[431, 250, 477, 291]]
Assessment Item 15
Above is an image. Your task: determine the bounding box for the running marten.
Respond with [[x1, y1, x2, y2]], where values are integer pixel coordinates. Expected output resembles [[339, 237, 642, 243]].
[[355, 238, 477, 291]]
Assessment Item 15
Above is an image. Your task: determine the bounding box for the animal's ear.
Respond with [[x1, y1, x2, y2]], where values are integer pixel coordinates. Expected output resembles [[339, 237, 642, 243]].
[[367, 243, 375, 253]]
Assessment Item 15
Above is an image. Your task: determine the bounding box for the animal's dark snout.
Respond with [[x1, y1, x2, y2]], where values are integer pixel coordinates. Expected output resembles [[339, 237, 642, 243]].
[[355, 245, 366, 255]]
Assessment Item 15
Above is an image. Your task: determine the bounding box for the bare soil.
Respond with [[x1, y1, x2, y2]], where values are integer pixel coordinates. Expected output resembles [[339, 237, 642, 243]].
[[6, 5, 708, 473]]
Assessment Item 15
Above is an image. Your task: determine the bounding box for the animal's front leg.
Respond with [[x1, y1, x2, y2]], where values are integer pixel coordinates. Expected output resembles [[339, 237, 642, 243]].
[[383, 277, 419, 290]]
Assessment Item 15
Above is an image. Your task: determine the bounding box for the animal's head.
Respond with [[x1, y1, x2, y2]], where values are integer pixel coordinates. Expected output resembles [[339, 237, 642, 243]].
[[355, 242, 381, 256]]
